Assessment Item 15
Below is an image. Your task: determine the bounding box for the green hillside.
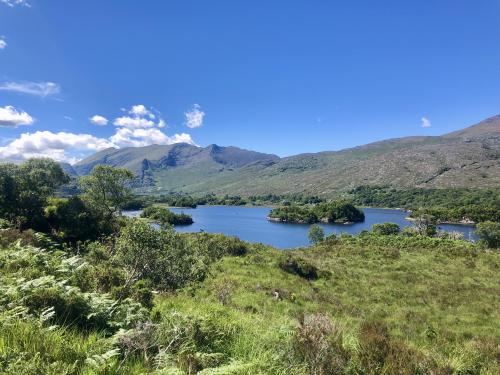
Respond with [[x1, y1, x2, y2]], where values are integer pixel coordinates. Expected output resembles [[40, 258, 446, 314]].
[[74, 115, 500, 196]]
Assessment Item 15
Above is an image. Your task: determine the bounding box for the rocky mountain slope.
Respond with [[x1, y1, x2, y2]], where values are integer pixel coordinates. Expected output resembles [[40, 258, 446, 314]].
[[74, 115, 500, 196]]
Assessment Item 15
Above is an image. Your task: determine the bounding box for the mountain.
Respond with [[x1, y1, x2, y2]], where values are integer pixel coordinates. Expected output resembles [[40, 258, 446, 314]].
[[74, 143, 280, 191], [74, 115, 500, 196]]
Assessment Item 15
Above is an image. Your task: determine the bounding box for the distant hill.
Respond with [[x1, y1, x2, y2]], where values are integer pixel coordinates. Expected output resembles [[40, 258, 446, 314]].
[[74, 115, 500, 196]]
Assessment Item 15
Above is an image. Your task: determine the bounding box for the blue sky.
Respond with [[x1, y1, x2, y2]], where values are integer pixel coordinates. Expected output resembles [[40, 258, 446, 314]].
[[0, 0, 499, 163]]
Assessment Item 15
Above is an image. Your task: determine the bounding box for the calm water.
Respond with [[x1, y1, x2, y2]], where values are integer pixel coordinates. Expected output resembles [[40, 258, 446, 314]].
[[124, 206, 478, 249]]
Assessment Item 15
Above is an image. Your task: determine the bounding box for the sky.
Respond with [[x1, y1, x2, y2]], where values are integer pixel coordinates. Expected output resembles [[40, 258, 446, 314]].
[[0, 0, 499, 163]]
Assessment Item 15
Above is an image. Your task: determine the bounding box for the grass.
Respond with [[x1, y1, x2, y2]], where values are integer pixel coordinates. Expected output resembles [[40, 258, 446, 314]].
[[0, 232, 498, 374], [155, 237, 499, 373]]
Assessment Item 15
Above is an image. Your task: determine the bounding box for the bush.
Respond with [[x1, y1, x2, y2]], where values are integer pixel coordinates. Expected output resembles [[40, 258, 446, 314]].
[[116, 219, 212, 290], [280, 255, 319, 280], [372, 222, 400, 235], [475, 221, 500, 248], [294, 313, 349, 374]]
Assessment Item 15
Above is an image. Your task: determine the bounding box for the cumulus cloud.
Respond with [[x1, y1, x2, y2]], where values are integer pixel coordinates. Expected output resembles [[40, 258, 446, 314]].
[[0, 131, 114, 163], [90, 115, 108, 126], [113, 104, 162, 129], [113, 116, 155, 129], [130, 104, 155, 119], [185, 104, 205, 128], [0, 0, 30, 6], [0, 105, 34, 127], [421, 117, 431, 128], [0, 37, 6, 50], [0, 81, 61, 98], [110, 128, 195, 148], [0, 103, 198, 163]]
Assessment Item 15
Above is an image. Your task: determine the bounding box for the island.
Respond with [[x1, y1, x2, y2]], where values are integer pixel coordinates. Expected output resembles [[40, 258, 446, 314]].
[[140, 205, 193, 225], [268, 201, 365, 224]]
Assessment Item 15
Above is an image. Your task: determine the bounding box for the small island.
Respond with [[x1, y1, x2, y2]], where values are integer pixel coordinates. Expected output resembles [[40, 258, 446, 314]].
[[268, 201, 365, 224], [140, 205, 193, 225]]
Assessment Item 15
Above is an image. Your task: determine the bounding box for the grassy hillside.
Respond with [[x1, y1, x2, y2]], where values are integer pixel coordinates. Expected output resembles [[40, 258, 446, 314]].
[[1, 230, 498, 374], [75, 115, 500, 196]]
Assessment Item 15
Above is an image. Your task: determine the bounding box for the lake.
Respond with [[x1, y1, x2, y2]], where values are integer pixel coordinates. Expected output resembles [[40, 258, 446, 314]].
[[124, 206, 478, 249]]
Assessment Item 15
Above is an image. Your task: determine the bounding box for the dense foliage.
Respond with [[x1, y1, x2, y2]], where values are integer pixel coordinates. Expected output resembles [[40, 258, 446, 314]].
[[269, 201, 365, 224], [0, 159, 69, 230], [350, 186, 500, 223], [140, 205, 193, 225]]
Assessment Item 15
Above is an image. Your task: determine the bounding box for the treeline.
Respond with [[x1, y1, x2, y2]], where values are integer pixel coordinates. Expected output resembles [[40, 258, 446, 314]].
[[122, 192, 326, 209], [350, 186, 500, 223], [268, 201, 365, 224]]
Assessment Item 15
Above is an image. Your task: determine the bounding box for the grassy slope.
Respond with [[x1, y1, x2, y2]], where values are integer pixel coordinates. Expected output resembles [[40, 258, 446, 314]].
[[157, 237, 500, 373], [0, 234, 499, 373]]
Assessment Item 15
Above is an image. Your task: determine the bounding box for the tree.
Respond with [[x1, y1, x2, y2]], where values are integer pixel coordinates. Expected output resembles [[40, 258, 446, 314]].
[[44, 196, 111, 243], [475, 221, 500, 248], [80, 165, 134, 217], [0, 158, 69, 230], [372, 222, 400, 235], [413, 214, 437, 236], [308, 224, 325, 245]]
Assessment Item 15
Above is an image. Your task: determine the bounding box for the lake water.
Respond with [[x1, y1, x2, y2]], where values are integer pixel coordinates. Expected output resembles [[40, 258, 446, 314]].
[[124, 206, 478, 249]]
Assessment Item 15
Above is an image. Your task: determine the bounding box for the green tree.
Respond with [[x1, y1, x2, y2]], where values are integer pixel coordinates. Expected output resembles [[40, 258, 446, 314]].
[[372, 222, 400, 235], [44, 196, 111, 243], [0, 158, 69, 230], [308, 224, 325, 245], [80, 165, 134, 217], [475, 221, 500, 248], [413, 214, 437, 236]]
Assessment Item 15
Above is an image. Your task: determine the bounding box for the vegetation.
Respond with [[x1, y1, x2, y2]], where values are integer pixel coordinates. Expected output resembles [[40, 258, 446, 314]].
[[269, 201, 365, 224], [0, 159, 499, 374], [122, 192, 326, 210], [475, 221, 500, 249], [140, 205, 193, 226], [1, 227, 497, 374], [372, 222, 400, 235], [308, 224, 325, 244], [350, 186, 500, 223]]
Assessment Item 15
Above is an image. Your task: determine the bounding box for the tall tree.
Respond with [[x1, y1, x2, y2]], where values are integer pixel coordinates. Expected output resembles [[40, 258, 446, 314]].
[[80, 165, 134, 217]]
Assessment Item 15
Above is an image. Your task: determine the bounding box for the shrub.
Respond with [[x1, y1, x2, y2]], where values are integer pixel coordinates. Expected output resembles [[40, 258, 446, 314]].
[[280, 255, 319, 280], [475, 221, 500, 248], [294, 313, 349, 374], [372, 222, 400, 235], [116, 219, 212, 290]]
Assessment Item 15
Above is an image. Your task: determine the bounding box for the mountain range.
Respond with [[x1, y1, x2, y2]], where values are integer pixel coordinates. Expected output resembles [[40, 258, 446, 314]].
[[71, 115, 500, 196]]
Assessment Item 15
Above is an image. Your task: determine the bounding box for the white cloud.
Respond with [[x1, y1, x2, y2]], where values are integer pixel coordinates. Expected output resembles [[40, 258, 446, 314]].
[[110, 128, 195, 148], [0, 131, 114, 163], [185, 104, 205, 128], [0, 37, 6, 50], [90, 115, 109, 126], [0, 105, 34, 127], [113, 104, 162, 129], [0, 0, 30, 7], [0, 103, 198, 163], [130, 104, 154, 119], [421, 117, 431, 128], [113, 116, 155, 129], [0, 81, 61, 98]]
